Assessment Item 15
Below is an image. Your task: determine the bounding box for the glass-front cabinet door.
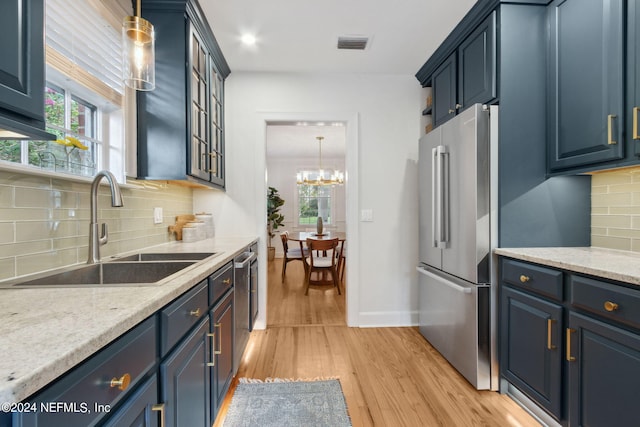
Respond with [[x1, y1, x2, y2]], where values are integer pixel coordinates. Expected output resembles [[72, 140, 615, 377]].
[[190, 29, 210, 181], [209, 64, 224, 187]]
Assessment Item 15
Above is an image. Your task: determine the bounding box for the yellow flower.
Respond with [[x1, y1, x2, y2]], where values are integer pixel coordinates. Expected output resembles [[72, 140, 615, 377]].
[[55, 136, 88, 150]]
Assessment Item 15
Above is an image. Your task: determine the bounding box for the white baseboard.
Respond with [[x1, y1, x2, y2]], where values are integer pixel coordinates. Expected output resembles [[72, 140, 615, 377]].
[[356, 310, 419, 328]]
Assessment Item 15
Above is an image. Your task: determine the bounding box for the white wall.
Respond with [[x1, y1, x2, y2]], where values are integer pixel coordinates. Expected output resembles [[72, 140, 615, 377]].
[[194, 72, 422, 327]]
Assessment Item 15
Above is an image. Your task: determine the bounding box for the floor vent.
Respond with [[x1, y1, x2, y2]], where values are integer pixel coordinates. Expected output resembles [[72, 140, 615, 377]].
[[337, 36, 368, 50]]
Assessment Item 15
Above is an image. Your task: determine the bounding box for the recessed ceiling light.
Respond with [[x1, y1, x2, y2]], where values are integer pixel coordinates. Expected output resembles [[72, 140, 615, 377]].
[[241, 34, 257, 46]]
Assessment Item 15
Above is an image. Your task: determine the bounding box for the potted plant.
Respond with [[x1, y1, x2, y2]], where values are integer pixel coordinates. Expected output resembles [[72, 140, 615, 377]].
[[267, 186, 285, 261]]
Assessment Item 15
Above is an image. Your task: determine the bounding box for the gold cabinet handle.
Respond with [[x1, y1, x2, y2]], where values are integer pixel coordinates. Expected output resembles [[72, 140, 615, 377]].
[[608, 114, 617, 145], [152, 403, 166, 427], [223, 278, 232, 285], [604, 301, 619, 312], [110, 373, 131, 391], [519, 275, 530, 283], [566, 328, 576, 362], [206, 332, 216, 367], [547, 319, 556, 350], [189, 308, 201, 317], [455, 103, 462, 110], [448, 109, 455, 114], [214, 323, 222, 356], [634, 107, 640, 140]]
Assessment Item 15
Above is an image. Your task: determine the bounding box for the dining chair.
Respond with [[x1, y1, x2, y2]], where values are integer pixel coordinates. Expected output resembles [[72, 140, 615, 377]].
[[280, 231, 307, 283], [304, 237, 341, 295], [336, 240, 346, 282]]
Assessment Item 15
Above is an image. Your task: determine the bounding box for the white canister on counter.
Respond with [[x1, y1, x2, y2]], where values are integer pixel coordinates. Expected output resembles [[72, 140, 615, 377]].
[[182, 224, 198, 243], [195, 213, 215, 238]]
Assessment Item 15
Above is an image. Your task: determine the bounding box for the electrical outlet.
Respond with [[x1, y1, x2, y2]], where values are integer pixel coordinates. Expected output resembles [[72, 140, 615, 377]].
[[153, 207, 163, 224]]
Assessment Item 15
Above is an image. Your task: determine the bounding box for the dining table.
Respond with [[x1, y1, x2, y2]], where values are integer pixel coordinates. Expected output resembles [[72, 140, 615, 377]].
[[285, 230, 346, 243]]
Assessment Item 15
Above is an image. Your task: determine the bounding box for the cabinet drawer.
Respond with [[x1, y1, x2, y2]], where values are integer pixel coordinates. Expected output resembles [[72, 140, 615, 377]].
[[571, 275, 640, 330], [502, 258, 563, 301], [20, 316, 157, 427], [160, 279, 209, 357], [209, 262, 233, 306]]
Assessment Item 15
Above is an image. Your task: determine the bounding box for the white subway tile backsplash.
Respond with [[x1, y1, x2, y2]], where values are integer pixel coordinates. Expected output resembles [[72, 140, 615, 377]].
[[0, 170, 194, 281]]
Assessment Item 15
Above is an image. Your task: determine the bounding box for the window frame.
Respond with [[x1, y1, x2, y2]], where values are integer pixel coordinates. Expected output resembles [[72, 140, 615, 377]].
[[295, 178, 337, 228]]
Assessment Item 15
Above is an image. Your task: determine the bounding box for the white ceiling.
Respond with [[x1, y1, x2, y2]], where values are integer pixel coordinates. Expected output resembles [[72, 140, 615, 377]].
[[266, 124, 346, 159], [201, 0, 477, 157], [202, 0, 477, 74]]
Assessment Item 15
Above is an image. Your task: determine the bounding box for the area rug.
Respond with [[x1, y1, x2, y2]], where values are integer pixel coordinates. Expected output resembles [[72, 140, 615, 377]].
[[223, 378, 352, 427]]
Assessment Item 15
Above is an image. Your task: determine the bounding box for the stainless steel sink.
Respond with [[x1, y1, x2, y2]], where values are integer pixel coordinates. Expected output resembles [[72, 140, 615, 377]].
[[0, 261, 196, 288], [109, 252, 216, 262]]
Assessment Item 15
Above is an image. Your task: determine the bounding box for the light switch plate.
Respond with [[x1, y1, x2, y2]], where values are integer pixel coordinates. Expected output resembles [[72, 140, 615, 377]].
[[153, 207, 163, 224], [360, 209, 373, 222]]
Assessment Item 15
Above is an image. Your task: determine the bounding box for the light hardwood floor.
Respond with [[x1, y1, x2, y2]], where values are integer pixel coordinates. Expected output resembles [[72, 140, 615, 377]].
[[215, 258, 540, 427]]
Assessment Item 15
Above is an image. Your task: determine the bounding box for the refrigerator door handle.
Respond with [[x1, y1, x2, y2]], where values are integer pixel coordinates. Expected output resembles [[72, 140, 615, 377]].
[[431, 146, 439, 248], [433, 145, 448, 248], [416, 266, 472, 294]]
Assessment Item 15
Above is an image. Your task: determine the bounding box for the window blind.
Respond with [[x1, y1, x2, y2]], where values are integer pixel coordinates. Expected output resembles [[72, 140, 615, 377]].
[[45, 0, 125, 104]]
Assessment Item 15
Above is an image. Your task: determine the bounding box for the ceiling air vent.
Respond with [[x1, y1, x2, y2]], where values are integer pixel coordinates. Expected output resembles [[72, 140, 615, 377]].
[[337, 36, 368, 50]]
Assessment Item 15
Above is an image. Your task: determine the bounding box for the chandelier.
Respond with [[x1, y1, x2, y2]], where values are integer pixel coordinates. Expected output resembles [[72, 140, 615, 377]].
[[296, 136, 344, 186]]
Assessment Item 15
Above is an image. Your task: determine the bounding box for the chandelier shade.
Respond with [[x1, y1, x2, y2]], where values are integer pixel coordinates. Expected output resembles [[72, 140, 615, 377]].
[[296, 136, 344, 186]]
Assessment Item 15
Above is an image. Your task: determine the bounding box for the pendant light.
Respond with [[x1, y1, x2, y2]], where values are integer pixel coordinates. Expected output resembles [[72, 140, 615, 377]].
[[296, 136, 344, 186], [122, 0, 155, 91]]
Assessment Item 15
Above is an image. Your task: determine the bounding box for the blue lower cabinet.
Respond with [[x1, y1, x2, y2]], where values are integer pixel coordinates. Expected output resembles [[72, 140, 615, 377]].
[[15, 316, 157, 427], [211, 290, 234, 420], [160, 317, 211, 427], [501, 285, 563, 420], [102, 374, 160, 427], [568, 312, 640, 427]]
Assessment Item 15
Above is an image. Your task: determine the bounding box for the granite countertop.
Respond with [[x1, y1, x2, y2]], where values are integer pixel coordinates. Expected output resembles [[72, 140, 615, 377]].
[[495, 246, 640, 286], [0, 236, 257, 404]]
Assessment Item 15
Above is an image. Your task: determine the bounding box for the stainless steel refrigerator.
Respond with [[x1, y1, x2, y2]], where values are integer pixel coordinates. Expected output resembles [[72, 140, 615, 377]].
[[417, 103, 498, 390]]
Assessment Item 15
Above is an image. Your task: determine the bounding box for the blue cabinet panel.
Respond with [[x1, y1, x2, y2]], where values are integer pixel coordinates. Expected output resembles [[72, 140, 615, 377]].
[[458, 12, 496, 109], [211, 290, 234, 420], [161, 317, 211, 427], [432, 54, 457, 127], [18, 316, 157, 427], [160, 279, 209, 357], [103, 374, 159, 427], [0, 0, 53, 139], [568, 312, 640, 427], [547, 0, 625, 171], [501, 285, 563, 420]]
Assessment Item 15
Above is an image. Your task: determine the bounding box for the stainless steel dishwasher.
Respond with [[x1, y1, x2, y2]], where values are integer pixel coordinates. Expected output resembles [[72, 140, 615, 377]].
[[249, 243, 258, 331], [233, 251, 256, 373]]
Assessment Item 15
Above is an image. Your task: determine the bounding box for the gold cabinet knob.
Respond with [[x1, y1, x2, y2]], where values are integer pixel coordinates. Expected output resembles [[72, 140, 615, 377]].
[[604, 301, 619, 312], [110, 373, 131, 391], [222, 278, 231, 285], [520, 275, 530, 283], [190, 308, 201, 317]]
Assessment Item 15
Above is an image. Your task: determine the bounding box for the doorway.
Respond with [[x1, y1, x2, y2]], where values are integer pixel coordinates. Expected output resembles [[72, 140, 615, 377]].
[[265, 122, 347, 326]]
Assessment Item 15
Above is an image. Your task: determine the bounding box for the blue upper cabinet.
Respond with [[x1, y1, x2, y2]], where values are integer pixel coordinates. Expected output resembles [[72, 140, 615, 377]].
[[629, 0, 640, 157], [432, 54, 457, 126], [547, 0, 635, 174], [430, 12, 496, 128], [457, 12, 496, 110], [136, 0, 229, 189], [0, 0, 54, 140]]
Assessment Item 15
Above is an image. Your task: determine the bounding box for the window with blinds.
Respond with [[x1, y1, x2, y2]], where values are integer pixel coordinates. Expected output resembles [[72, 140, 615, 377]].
[[45, 0, 124, 104], [0, 0, 130, 180]]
